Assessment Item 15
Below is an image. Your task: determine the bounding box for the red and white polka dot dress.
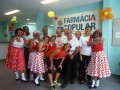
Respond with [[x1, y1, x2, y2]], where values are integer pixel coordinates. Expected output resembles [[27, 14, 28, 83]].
[[5, 46, 25, 71], [28, 52, 36, 69], [86, 44, 111, 78], [28, 40, 39, 69], [31, 51, 46, 74]]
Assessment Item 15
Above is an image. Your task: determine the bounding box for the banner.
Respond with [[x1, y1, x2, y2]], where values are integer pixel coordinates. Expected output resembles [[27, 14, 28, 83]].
[[55, 11, 99, 33]]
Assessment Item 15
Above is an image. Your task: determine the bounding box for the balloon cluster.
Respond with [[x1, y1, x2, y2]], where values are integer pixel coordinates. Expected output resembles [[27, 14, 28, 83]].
[[48, 11, 58, 20], [9, 16, 17, 35], [99, 7, 114, 21]]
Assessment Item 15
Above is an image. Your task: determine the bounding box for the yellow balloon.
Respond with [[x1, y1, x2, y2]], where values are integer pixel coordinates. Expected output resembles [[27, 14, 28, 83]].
[[48, 11, 55, 18], [104, 12, 108, 16]]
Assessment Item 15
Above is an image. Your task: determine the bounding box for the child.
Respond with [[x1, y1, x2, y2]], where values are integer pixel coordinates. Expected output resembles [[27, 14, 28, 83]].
[[86, 30, 111, 88]]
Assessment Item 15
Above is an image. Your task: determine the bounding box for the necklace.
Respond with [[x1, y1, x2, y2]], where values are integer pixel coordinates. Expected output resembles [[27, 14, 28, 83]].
[[16, 36, 21, 42]]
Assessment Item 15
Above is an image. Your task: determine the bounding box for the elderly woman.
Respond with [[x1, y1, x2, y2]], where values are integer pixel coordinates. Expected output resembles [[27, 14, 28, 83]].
[[31, 35, 49, 85], [46, 43, 71, 90], [5, 28, 27, 82], [28, 31, 41, 81], [47, 35, 56, 51], [86, 30, 111, 88]]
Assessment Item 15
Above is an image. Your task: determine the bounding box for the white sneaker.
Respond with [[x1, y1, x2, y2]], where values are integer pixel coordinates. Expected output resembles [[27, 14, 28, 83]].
[[40, 76, 45, 81], [34, 79, 40, 86], [90, 80, 95, 89], [21, 73, 27, 81], [15, 71, 19, 80], [16, 76, 19, 79], [95, 80, 100, 87], [50, 84, 56, 90], [54, 81, 61, 86]]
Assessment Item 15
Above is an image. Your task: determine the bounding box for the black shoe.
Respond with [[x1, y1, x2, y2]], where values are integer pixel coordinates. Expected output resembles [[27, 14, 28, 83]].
[[94, 86, 97, 88], [21, 79, 28, 83], [16, 78, 19, 81], [94, 85, 99, 88], [70, 80, 74, 84], [89, 84, 94, 89], [88, 81, 92, 85], [61, 83, 68, 89], [89, 86, 93, 89]]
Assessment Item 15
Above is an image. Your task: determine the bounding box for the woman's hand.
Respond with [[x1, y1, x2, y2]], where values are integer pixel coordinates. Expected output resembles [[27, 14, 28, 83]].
[[70, 55, 74, 60], [50, 63, 53, 69]]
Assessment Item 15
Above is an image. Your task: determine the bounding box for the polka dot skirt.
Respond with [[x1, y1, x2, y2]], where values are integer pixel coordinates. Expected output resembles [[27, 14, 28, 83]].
[[86, 51, 111, 78]]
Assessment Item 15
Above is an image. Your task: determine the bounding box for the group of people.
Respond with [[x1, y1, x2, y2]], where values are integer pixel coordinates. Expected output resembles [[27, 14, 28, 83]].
[[5, 25, 111, 90]]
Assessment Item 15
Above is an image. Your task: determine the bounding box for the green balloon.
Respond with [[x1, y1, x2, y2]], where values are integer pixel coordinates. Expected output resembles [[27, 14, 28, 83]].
[[12, 18, 16, 22], [15, 21, 17, 23]]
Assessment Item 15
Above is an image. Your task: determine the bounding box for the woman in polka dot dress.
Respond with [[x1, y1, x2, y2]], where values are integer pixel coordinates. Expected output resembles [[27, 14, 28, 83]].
[[5, 28, 27, 82], [86, 30, 111, 89], [28, 31, 41, 81], [31, 36, 49, 86]]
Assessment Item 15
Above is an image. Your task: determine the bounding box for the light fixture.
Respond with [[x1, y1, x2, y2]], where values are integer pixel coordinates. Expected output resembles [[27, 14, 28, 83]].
[[28, 23, 36, 25], [40, 0, 58, 4], [4, 9, 20, 15], [27, 19, 30, 21]]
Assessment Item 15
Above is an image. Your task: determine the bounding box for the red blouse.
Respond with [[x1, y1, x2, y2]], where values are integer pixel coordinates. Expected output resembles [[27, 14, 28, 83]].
[[92, 43, 103, 52], [39, 42, 48, 52], [33, 43, 39, 51], [48, 42, 56, 51], [46, 47, 68, 60], [29, 39, 39, 51]]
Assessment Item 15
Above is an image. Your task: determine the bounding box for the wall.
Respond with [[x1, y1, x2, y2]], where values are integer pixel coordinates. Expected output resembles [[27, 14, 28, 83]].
[[14, 23, 37, 34], [0, 22, 9, 42], [53, 2, 103, 30], [0, 22, 9, 60], [96, 0, 120, 75], [52, 1, 120, 75], [36, 13, 45, 34], [108, 0, 120, 75], [1, 0, 120, 75], [0, 43, 9, 60], [0, 22, 36, 60], [48, 26, 54, 36]]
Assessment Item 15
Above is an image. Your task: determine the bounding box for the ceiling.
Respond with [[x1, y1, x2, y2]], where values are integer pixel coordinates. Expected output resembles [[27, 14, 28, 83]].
[[0, 0, 102, 23]]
